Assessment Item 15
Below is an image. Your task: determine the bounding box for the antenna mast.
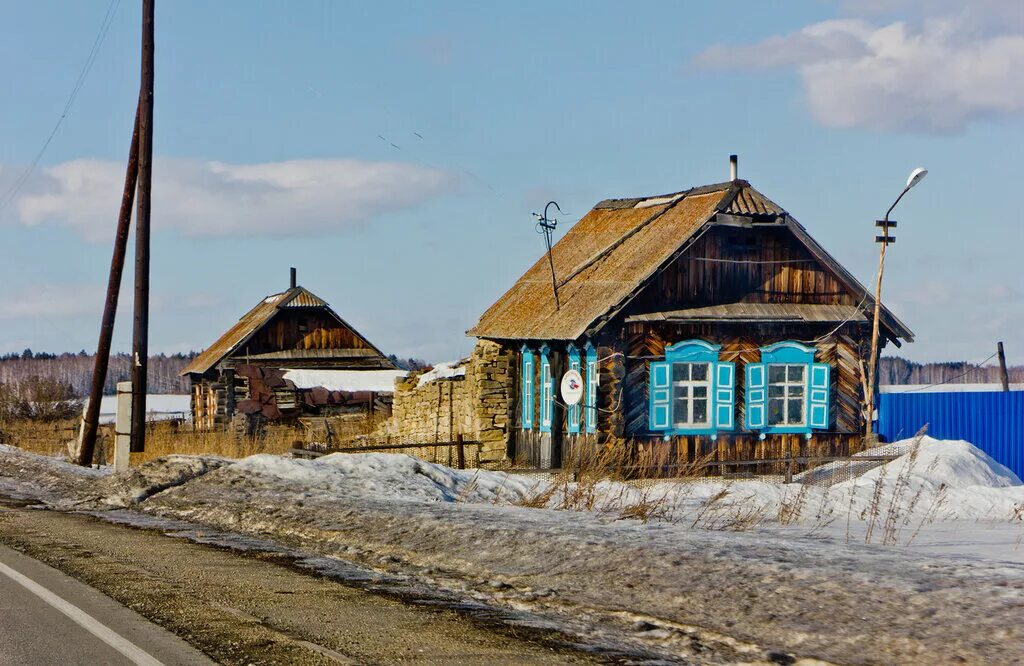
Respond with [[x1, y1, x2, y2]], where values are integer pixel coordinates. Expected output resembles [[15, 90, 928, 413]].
[[533, 201, 562, 310]]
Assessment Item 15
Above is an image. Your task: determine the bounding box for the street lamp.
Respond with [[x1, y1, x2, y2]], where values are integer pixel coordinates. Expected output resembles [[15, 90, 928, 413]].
[[865, 167, 928, 439]]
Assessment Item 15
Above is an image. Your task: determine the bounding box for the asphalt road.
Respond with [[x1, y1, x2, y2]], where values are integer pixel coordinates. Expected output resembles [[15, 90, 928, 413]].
[[0, 542, 213, 666]]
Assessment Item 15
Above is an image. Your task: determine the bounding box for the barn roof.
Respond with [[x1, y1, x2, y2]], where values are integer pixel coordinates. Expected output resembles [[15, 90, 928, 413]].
[[181, 286, 392, 376], [468, 180, 913, 343]]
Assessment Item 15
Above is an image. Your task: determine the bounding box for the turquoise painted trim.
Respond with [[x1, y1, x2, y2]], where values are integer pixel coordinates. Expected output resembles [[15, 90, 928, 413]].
[[649, 361, 671, 431], [567, 345, 581, 434], [665, 339, 721, 363], [652, 339, 733, 436], [539, 345, 553, 433], [585, 342, 597, 433], [760, 340, 815, 365], [520, 345, 534, 430], [749, 341, 831, 435]]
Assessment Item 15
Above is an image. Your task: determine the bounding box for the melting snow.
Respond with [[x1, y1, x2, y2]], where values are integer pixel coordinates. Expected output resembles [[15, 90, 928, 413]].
[[282, 369, 407, 393]]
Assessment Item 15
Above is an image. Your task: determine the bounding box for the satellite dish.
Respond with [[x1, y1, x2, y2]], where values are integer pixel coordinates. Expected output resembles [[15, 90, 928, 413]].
[[906, 167, 928, 190], [560, 370, 584, 406]]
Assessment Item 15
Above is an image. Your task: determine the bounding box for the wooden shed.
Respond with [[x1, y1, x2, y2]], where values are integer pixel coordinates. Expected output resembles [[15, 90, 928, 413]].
[[180, 269, 399, 430], [468, 165, 913, 469]]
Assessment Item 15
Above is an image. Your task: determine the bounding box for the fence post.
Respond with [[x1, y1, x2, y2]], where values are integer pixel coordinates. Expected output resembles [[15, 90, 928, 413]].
[[456, 434, 466, 470]]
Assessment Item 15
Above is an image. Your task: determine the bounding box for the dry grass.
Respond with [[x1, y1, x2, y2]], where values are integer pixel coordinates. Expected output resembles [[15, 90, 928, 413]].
[[129, 422, 297, 465], [0, 418, 80, 457]]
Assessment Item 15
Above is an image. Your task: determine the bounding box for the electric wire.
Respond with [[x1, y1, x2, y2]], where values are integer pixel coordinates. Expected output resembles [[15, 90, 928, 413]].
[[901, 353, 1000, 393], [0, 0, 121, 216]]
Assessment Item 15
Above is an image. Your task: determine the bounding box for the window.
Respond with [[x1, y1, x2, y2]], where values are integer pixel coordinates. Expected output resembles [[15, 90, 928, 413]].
[[567, 345, 581, 434], [585, 343, 597, 433], [672, 362, 711, 427], [649, 341, 734, 435], [767, 363, 805, 427], [520, 347, 534, 430], [745, 341, 830, 434], [539, 346, 553, 433]]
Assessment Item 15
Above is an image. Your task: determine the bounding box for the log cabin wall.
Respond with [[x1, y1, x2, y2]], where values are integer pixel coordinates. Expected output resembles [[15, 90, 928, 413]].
[[619, 321, 869, 437], [244, 310, 373, 355], [628, 225, 857, 313]]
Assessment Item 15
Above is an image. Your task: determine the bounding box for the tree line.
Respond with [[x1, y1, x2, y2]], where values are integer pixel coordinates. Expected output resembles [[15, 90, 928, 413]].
[[878, 356, 1021, 386], [0, 350, 197, 396]]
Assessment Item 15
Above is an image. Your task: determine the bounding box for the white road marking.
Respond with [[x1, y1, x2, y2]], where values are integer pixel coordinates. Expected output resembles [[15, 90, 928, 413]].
[[0, 559, 164, 666]]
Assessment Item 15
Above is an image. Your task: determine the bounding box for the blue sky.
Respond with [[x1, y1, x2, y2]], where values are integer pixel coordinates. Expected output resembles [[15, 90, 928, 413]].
[[1, 0, 1021, 364]]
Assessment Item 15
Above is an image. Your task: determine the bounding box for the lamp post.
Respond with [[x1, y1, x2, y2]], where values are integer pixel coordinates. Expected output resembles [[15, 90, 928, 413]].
[[865, 167, 928, 439]]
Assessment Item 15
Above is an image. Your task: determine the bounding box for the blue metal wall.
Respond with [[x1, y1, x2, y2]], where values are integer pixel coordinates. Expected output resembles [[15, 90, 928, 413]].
[[878, 391, 1024, 480]]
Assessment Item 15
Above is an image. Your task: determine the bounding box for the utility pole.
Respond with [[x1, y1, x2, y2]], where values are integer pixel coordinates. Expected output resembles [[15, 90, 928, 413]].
[[865, 167, 927, 439], [131, 0, 155, 453], [76, 105, 141, 466], [997, 341, 1009, 392]]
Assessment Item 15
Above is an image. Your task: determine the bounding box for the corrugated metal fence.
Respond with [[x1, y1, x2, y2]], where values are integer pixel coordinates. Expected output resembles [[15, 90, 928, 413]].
[[878, 391, 1024, 480]]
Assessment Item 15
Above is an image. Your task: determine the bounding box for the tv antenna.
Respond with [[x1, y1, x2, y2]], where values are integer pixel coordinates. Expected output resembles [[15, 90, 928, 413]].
[[533, 201, 562, 310]]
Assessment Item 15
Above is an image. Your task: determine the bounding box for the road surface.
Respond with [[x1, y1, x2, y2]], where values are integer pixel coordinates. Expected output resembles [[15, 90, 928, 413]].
[[0, 500, 603, 665], [0, 542, 212, 666]]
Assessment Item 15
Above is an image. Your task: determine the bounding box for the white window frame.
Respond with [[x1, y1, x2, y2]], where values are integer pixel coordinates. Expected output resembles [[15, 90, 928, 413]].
[[766, 363, 807, 428], [671, 362, 713, 428]]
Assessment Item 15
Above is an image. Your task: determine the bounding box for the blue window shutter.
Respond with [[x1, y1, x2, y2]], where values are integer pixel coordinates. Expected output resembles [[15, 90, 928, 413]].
[[809, 362, 831, 430], [745, 362, 767, 429], [539, 349, 553, 433], [714, 362, 736, 430], [585, 344, 598, 433], [649, 361, 671, 431], [521, 351, 533, 430]]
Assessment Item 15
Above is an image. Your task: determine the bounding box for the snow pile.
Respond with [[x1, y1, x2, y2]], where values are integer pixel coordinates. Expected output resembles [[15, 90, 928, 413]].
[[97, 393, 191, 425], [282, 369, 407, 393], [84, 455, 232, 508], [0, 444, 111, 500], [415, 361, 467, 387], [231, 452, 541, 504]]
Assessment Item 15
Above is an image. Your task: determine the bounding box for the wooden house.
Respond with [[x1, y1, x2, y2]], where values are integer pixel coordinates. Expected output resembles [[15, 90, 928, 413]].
[[468, 161, 913, 469], [180, 269, 400, 430]]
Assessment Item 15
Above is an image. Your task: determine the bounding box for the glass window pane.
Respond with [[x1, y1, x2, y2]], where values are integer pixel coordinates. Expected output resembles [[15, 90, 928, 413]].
[[693, 400, 708, 423], [673, 363, 690, 382], [692, 363, 708, 381], [674, 385, 689, 399], [787, 398, 803, 424], [768, 365, 785, 383], [693, 386, 707, 398], [790, 385, 804, 397], [768, 399, 784, 425], [768, 385, 784, 398], [788, 365, 804, 381]]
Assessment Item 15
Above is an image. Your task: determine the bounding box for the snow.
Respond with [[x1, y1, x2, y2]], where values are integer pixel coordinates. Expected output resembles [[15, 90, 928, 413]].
[[232, 452, 539, 504], [97, 393, 191, 424], [281, 369, 407, 393], [415, 361, 467, 387], [3, 436, 1024, 663]]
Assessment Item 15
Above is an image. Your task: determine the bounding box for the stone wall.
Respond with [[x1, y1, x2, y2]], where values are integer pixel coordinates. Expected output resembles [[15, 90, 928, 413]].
[[382, 340, 515, 464]]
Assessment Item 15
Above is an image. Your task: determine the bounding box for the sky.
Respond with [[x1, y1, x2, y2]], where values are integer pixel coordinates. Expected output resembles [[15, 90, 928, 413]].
[[0, 0, 1021, 365]]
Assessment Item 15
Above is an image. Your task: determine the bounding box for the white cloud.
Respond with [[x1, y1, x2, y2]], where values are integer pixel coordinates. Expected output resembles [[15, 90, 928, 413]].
[[695, 10, 1024, 133], [9, 158, 454, 241], [0, 284, 105, 320]]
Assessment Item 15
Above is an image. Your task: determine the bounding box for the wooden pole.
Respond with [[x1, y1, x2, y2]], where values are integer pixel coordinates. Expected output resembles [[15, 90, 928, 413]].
[[456, 434, 465, 470], [997, 341, 1009, 392], [865, 227, 890, 439], [76, 105, 141, 466], [130, 0, 154, 453]]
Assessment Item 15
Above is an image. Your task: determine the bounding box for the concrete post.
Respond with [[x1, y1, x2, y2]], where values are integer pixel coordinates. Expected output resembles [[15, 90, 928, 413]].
[[114, 381, 133, 472]]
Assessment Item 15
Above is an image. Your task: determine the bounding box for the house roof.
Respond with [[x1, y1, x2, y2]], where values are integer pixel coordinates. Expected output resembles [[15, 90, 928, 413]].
[[181, 286, 393, 376], [468, 180, 913, 344], [626, 303, 868, 324]]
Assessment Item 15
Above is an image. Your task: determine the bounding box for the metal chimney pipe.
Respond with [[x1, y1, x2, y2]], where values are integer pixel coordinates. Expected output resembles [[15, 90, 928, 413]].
[[729, 154, 738, 181], [290, 267, 296, 289]]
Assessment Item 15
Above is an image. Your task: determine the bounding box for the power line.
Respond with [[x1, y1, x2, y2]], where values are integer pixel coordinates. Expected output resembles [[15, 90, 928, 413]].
[[0, 0, 121, 216], [901, 353, 1000, 393]]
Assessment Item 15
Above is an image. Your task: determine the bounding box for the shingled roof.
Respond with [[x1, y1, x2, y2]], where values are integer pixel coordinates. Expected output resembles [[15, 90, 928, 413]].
[[468, 180, 913, 344], [181, 286, 392, 376]]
